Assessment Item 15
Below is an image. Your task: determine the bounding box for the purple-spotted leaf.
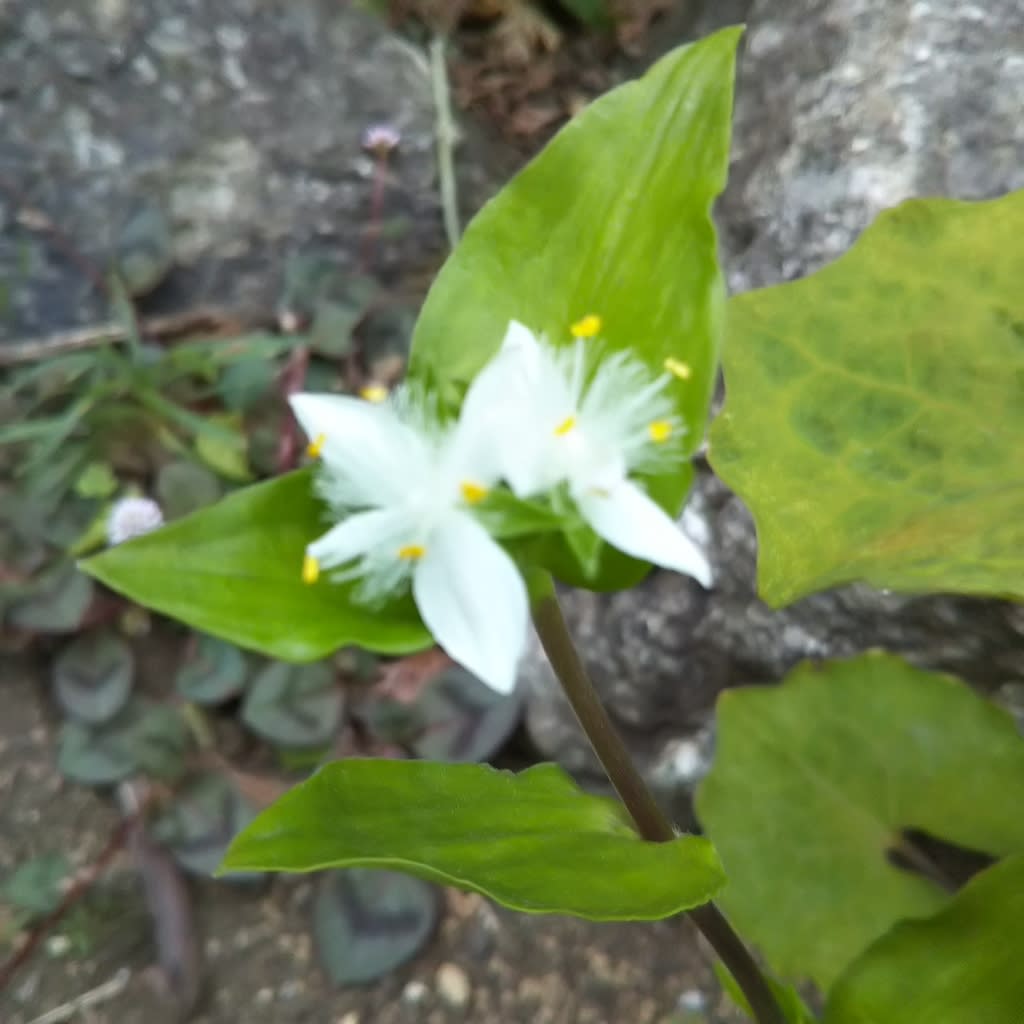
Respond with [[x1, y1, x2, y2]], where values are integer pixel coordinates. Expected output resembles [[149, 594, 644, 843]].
[[52, 628, 134, 724], [152, 772, 262, 881], [241, 661, 344, 748], [175, 634, 248, 705], [314, 869, 440, 985]]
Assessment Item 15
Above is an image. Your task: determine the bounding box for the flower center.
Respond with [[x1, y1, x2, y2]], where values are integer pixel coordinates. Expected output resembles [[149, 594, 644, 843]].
[[397, 543, 427, 561], [570, 314, 602, 339], [554, 415, 577, 436], [306, 433, 326, 458], [663, 356, 692, 381], [460, 480, 489, 504], [359, 384, 389, 403], [302, 553, 320, 584], [648, 420, 673, 443]]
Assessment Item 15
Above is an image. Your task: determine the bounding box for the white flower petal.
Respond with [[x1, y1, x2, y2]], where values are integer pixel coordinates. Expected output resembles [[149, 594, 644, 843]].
[[308, 507, 411, 570], [412, 512, 528, 694], [575, 479, 713, 587], [290, 392, 431, 506], [459, 323, 573, 498]]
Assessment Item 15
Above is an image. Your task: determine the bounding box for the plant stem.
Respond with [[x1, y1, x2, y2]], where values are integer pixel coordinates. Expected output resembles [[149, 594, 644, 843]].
[[428, 34, 461, 250], [532, 581, 786, 1024]]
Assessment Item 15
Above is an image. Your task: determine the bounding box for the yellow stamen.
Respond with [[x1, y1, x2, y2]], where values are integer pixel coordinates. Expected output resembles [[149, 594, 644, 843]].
[[359, 384, 389, 403], [664, 356, 693, 380], [570, 314, 602, 339], [649, 420, 673, 443], [302, 553, 320, 584], [397, 543, 426, 561], [554, 415, 577, 436], [460, 481, 489, 504], [306, 433, 326, 459]]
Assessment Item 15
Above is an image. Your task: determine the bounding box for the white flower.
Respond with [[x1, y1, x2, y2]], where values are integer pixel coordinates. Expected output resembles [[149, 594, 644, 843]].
[[290, 389, 527, 695], [107, 496, 164, 545], [461, 319, 713, 587]]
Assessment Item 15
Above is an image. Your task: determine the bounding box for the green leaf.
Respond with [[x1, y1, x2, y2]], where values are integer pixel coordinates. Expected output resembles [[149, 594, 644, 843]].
[[221, 760, 724, 920], [309, 275, 379, 358], [175, 634, 248, 705], [52, 629, 135, 724], [241, 661, 344, 747], [313, 869, 439, 985], [409, 29, 740, 588], [709, 192, 1024, 605], [3, 853, 69, 920], [194, 412, 253, 482], [81, 471, 432, 662], [156, 460, 222, 519], [74, 462, 118, 499], [696, 653, 1024, 988], [825, 855, 1024, 1024]]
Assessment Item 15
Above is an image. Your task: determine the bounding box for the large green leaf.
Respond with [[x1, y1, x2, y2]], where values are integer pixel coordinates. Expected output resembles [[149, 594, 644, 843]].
[[825, 855, 1024, 1024], [710, 192, 1024, 605], [81, 471, 431, 662], [221, 760, 724, 920], [696, 653, 1024, 989], [409, 29, 740, 588]]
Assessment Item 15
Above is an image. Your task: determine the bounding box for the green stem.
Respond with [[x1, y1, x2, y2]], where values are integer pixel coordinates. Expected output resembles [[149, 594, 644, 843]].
[[531, 578, 786, 1024], [428, 34, 461, 250]]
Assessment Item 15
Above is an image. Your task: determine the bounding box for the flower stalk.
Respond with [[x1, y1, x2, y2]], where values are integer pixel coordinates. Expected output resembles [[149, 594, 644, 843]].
[[531, 575, 786, 1024]]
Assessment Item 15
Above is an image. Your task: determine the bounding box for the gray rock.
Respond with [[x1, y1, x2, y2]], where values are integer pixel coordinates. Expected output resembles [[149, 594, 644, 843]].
[[523, 0, 1024, 793], [0, 0, 510, 341]]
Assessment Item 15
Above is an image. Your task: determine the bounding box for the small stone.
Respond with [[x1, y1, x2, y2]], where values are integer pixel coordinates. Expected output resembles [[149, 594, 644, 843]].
[[401, 980, 428, 1005], [46, 935, 71, 957], [336, 1013, 360, 1024], [678, 988, 706, 1012], [436, 962, 471, 1009], [255, 987, 273, 1005]]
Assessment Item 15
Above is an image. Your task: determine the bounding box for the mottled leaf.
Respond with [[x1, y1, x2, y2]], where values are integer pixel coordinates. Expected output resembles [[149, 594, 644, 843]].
[[222, 760, 724, 920], [314, 869, 439, 985], [57, 699, 190, 786], [697, 653, 1024, 988], [710, 192, 1024, 605], [6, 562, 94, 633], [152, 772, 262, 880], [175, 634, 248, 705], [52, 629, 134, 724], [825, 855, 1024, 1024], [409, 665, 522, 763], [241, 661, 344, 748]]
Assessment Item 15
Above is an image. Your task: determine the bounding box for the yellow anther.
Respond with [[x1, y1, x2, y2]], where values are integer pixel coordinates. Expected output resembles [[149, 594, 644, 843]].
[[397, 543, 426, 561], [306, 433, 327, 459], [664, 356, 693, 380], [302, 553, 320, 584], [554, 415, 577, 436], [649, 420, 673, 443], [570, 314, 602, 339], [460, 481, 489, 505], [359, 384, 389, 403]]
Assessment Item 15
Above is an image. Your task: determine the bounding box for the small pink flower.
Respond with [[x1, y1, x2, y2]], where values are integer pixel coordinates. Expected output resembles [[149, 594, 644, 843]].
[[107, 496, 164, 545], [362, 123, 401, 157]]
